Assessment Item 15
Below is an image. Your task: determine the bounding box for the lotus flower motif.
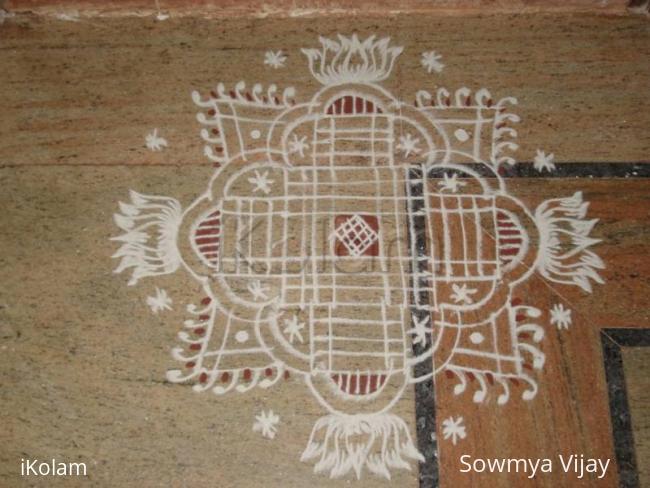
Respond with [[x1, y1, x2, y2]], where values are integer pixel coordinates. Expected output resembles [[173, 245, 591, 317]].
[[535, 191, 605, 292], [301, 413, 423, 479], [301, 34, 403, 85]]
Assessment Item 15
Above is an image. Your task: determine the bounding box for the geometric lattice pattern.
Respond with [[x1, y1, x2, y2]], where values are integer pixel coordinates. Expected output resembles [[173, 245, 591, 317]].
[[332, 214, 379, 257]]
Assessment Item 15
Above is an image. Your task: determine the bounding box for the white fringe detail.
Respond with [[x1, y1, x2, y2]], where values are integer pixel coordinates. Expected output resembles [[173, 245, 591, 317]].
[[111, 190, 182, 286], [301, 413, 424, 480], [301, 34, 403, 85], [535, 191, 605, 293]]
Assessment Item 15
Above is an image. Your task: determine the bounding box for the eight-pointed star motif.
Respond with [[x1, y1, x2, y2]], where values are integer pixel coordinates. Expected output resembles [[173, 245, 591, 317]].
[[247, 280, 270, 301], [253, 410, 280, 439], [288, 134, 310, 157], [550, 303, 572, 330], [248, 170, 274, 194], [420, 51, 445, 74], [146, 287, 173, 314], [450, 284, 477, 305], [533, 149, 556, 173], [264, 50, 287, 69], [282, 315, 305, 344], [396, 133, 421, 157], [442, 416, 467, 445], [438, 173, 467, 193], [145, 128, 168, 151]]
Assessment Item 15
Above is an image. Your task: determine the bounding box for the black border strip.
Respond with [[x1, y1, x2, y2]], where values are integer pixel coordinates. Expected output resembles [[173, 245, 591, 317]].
[[502, 162, 650, 178], [422, 162, 650, 179], [600, 328, 650, 488], [407, 167, 439, 488]]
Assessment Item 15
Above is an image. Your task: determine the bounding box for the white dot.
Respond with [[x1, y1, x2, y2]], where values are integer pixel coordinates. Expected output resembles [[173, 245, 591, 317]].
[[250, 130, 261, 140], [235, 331, 249, 343], [470, 332, 484, 344], [454, 128, 470, 142]]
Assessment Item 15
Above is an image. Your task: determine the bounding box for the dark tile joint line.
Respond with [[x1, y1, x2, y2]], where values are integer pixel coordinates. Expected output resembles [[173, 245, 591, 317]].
[[600, 328, 650, 488], [426, 162, 650, 179], [407, 167, 439, 488]]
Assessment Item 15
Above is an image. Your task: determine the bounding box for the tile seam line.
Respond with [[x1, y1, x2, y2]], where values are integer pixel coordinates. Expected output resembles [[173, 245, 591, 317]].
[[599, 328, 649, 488], [2, 161, 650, 175], [0, 164, 648, 167], [1, 9, 633, 20]]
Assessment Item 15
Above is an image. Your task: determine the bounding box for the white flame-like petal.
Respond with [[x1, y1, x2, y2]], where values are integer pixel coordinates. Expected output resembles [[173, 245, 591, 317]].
[[535, 191, 605, 293], [301, 413, 423, 480], [111, 191, 182, 286], [301, 34, 403, 86]]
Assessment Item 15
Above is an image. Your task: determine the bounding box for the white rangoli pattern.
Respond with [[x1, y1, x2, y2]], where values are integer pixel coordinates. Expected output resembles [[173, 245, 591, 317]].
[[550, 303, 572, 330], [111, 34, 605, 480], [441, 416, 466, 445], [146, 287, 173, 314], [533, 149, 556, 172], [264, 50, 287, 69], [145, 128, 168, 151], [253, 409, 280, 439], [421, 50, 445, 74]]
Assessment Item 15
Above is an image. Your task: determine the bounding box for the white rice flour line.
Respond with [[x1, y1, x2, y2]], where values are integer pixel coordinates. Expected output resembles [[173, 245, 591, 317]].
[[111, 33, 605, 480]]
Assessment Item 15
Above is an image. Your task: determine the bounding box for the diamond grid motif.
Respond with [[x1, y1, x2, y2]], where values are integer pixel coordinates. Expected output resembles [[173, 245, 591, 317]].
[[332, 214, 379, 257]]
